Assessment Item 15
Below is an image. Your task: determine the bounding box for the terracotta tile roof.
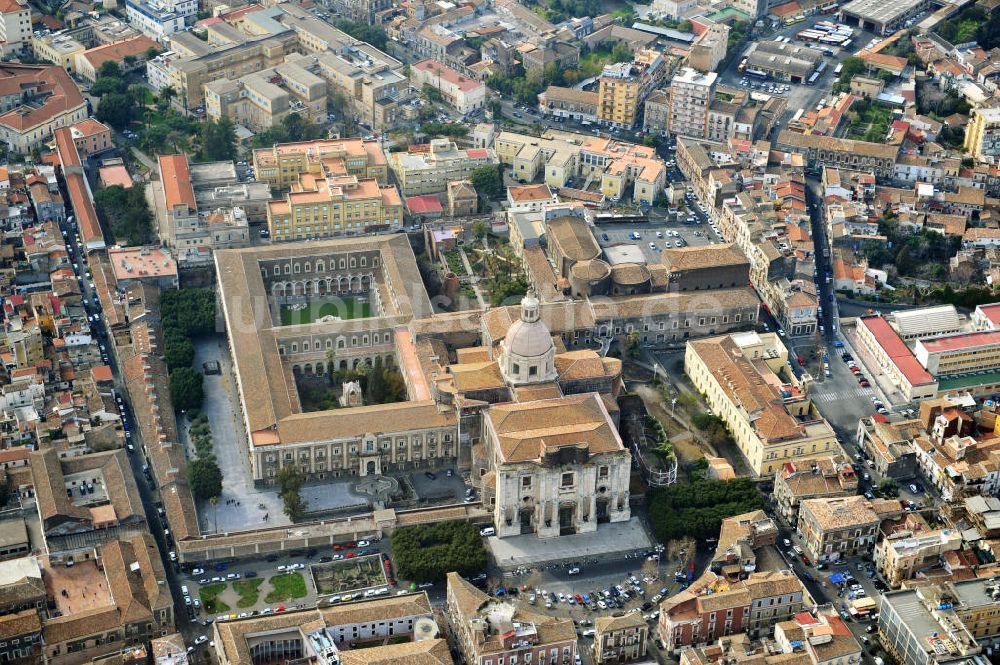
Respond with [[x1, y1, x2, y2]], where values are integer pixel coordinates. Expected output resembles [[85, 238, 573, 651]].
[[0, 65, 85, 133], [486, 393, 623, 463], [158, 154, 196, 212]]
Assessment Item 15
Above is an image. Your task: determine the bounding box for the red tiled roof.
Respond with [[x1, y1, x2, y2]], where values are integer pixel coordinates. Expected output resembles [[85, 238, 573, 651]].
[[413, 59, 484, 92], [770, 1, 801, 16], [158, 154, 196, 212], [920, 330, 1000, 353], [406, 195, 443, 214], [81, 35, 159, 72], [466, 148, 489, 159], [54, 127, 103, 249], [0, 65, 85, 132], [859, 316, 934, 386]]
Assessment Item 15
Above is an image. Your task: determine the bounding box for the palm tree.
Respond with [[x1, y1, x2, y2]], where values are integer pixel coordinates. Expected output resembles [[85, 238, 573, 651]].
[[326, 348, 337, 385]]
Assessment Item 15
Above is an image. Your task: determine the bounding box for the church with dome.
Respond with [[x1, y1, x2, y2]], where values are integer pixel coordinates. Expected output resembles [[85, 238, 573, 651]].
[[433, 292, 632, 539]]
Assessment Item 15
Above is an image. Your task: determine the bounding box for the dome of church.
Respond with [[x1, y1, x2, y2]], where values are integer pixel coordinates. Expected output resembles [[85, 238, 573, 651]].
[[503, 293, 553, 358]]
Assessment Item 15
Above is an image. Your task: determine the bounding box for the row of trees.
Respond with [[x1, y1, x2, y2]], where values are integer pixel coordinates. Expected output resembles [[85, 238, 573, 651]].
[[93, 184, 155, 246], [420, 121, 468, 138], [186, 411, 223, 500], [390, 521, 487, 582], [648, 477, 765, 542], [277, 466, 308, 522], [161, 289, 215, 412]]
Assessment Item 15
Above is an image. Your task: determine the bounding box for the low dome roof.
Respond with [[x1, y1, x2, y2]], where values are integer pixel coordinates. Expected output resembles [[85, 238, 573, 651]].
[[504, 318, 554, 358]]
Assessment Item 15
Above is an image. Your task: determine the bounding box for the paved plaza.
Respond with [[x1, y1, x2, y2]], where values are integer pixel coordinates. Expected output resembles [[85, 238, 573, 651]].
[[487, 519, 655, 570]]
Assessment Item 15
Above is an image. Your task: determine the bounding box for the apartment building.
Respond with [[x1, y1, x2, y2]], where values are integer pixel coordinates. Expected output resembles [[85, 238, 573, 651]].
[[965, 106, 1000, 163], [389, 139, 496, 196], [688, 23, 729, 72], [36, 535, 175, 664], [797, 496, 880, 564], [875, 528, 962, 588], [155, 154, 251, 266], [69, 118, 113, 157], [253, 138, 389, 190], [643, 89, 670, 136], [596, 48, 666, 128], [772, 455, 857, 523], [0, 65, 88, 154], [30, 30, 85, 69], [879, 588, 987, 665], [0, 0, 31, 57], [855, 416, 921, 480], [685, 332, 841, 476], [538, 86, 599, 123], [204, 59, 326, 131], [146, 33, 297, 108], [593, 613, 647, 665], [658, 571, 807, 653], [495, 130, 666, 206], [313, 48, 410, 132], [410, 59, 486, 114], [125, 0, 195, 40], [668, 68, 717, 139], [447, 572, 578, 665]]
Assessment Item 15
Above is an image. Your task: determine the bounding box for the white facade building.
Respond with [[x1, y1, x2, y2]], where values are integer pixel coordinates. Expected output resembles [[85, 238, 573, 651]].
[[125, 0, 193, 41], [0, 0, 32, 57]]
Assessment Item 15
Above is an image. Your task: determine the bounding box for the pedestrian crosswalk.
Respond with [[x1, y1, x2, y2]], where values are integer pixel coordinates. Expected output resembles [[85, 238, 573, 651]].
[[811, 386, 874, 403]]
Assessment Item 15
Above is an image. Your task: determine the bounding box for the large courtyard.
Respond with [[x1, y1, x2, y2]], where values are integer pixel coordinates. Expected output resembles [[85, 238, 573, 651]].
[[280, 297, 373, 325]]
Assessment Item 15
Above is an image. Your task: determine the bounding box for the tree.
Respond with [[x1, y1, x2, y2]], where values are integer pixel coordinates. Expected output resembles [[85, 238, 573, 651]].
[[93, 184, 154, 244], [277, 466, 308, 521], [146, 46, 161, 60], [98, 61, 123, 79], [199, 117, 237, 161], [96, 93, 135, 131], [473, 221, 488, 239], [163, 327, 195, 370], [471, 164, 504, 199], [90, 75, 127, 97], [188, 455, 223, 499], [333, 19, 388, 50], [366, 357, 386, 404], [169, 367, 204, 412], [326, 348, 338, 385], [391, 521, 488, 582], [422, 83, 444, 103], [648, 478, 765, 542], [123, 54, 137, 67]]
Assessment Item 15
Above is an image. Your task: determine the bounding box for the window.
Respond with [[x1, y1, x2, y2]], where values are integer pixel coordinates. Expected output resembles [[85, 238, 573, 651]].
[[522, 476, 532, 488], [513, 363, 520, 374], [529, 365, 538, 376], [561, 472, 574, 487]]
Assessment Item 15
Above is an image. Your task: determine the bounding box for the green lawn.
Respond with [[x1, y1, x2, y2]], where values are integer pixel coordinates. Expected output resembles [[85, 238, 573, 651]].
[[233, 578, 263, 608], [280, 299, 372, 325], [199, 583, 230, 614], [265, 572, 308, 603]]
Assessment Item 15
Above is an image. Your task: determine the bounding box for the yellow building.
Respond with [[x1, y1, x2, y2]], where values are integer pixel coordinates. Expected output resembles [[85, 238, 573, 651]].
[[964, 107, 1000, 162], [30, 31, 85, 69], [685, 332, 842, 476], [205, 60, 326, 131], [267, 172, 404, 240], [596, 49, 665, 129], [496, 130, 666, 206], [874, 528, 961, 588], [253, 138, 389, 190]]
